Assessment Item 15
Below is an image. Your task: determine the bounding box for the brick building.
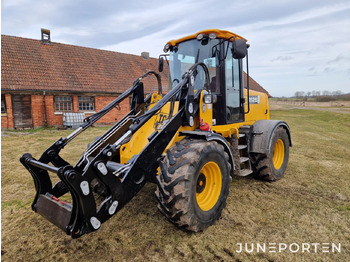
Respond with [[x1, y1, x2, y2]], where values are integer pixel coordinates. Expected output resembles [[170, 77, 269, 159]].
[[1, 33, 169, 129], [1, 33, 270, 129]]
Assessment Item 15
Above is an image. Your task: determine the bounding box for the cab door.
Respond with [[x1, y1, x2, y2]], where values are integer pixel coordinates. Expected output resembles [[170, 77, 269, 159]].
[[225, 43, 244, 123]]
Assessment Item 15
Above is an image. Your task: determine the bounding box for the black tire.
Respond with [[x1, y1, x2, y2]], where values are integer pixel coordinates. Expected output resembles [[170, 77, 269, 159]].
[[251, 127, 290, 181], [155, 138, 231, 232]]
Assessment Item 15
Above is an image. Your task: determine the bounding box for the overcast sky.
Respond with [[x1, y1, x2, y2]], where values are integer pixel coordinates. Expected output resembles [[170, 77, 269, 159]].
[[2, 0, 350, 97]]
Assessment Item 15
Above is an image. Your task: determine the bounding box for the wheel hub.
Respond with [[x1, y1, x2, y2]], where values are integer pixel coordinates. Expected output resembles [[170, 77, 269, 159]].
[[196, 161, 222, 211], [273, 139, 285, 170], [196, 173, 206, 194]]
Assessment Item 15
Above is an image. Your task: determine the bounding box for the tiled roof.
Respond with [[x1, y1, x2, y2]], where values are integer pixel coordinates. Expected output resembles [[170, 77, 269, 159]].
[[1, 35, 167, 94], [244, 73, 271, 98], [1, 35, 270, 97]]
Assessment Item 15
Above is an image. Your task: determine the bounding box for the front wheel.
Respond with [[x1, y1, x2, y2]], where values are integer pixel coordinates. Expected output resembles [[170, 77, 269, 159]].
[[155, 138, 231, 232]]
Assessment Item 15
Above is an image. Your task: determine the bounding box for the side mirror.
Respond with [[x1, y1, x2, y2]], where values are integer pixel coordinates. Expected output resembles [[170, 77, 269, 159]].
[[158, 57, 164, 72], [232, 39, 247, 59]]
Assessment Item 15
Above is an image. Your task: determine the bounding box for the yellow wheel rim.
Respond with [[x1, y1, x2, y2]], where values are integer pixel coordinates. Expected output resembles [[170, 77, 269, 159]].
[[273, 139, 285, 170], [196, 161, 222, 211]]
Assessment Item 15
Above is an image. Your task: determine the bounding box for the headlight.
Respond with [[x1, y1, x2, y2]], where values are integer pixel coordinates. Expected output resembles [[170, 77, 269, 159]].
[[203, 94, 217, 104], [196, 33, 204, 40], [204, 94, 212, 104], [209, 33, 217, 39], [163, 44, 170, 53]]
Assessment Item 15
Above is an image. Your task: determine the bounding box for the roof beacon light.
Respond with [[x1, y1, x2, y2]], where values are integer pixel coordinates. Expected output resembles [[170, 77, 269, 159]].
[[209, 33, 217, 39]]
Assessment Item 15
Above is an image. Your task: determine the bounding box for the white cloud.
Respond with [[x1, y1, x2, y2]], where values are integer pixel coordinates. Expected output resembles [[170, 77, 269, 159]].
[[2, 0, 350, 97], [222, 2, 350, 96], [101, 22, 188, 57]]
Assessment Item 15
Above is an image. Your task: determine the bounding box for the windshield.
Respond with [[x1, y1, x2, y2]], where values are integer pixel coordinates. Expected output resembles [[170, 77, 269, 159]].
[[168, 38, 220, 91]]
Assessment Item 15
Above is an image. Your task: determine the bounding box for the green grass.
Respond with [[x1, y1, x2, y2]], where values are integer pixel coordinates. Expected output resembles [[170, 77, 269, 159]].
[[2, 126, 57, 133], [1, 200, 31, 210], [337, 205, 350, 212], [2, 109, 350, 261]]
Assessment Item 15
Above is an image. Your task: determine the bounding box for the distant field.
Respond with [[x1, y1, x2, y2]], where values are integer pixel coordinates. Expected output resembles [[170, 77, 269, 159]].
[[2, 108, 350, 261], [269, 100, 350, 115]]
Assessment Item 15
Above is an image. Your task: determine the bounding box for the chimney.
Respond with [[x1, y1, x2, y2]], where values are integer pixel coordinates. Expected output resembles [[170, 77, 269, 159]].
[[41, 28, 51, 44], [141, 51, 150, 59]]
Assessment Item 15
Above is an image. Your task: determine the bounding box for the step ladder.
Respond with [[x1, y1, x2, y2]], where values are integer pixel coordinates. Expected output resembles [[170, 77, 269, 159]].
[[237, 126, 253, 177]]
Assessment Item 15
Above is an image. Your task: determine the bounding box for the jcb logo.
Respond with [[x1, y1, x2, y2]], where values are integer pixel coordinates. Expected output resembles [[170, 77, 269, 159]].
[[154, 113, 168, 129]]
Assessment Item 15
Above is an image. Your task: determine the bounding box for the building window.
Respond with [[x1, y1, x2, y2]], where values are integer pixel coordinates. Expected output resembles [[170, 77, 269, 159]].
[[54, 96, 72, 112], [78, 96, 95, 111], [1, 95, 6, 114]]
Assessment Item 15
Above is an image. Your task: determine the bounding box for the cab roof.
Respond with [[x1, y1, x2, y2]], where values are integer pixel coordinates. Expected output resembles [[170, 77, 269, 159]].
[[166, 29, 247, 47]]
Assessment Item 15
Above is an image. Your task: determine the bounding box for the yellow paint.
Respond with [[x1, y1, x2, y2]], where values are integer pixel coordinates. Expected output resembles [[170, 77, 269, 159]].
[[196, 161, 222, 211], [199, 91, 213, 129], [120, 93, 198, 164], [167, 29, 247, 47], [273, 139, 285, 169], [120, 93, 164, 164], [244, 89, 270, 122], [211, 89, 269, 137], [120, 86, 270, 164]]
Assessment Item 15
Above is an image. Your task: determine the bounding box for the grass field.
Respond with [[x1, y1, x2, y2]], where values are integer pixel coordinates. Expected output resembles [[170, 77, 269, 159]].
[[2, 108, 350, 261]]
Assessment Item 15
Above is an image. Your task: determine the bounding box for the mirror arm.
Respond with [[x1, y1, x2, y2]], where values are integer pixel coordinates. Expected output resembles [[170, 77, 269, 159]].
[[244, 50, 250, 114], [158, 54, 169, 72]]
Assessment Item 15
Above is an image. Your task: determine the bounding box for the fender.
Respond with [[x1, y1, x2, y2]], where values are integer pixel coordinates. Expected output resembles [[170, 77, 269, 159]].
[[249, 120, 292, 154], [179, 130, 236, 171]]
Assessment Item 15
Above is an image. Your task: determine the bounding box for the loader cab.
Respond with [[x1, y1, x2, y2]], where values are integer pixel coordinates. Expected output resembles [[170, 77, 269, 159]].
[[163, 30, 248, 125]]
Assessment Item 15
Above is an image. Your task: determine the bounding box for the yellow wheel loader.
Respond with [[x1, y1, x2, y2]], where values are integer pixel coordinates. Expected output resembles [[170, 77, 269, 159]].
[[20, 29, 291, 238]]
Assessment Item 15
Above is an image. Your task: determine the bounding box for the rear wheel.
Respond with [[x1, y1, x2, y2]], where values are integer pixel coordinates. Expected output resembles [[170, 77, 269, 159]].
[[251, 127, 290, 181], [155, 138, 230, 232]]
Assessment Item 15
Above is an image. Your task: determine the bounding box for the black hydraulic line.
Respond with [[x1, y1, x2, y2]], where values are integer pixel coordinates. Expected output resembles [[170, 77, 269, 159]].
[[133, 71, 162, 95], [189, 62, 210, 91], [130, 62, 210, 133], [82, 71, 162, 129], [62, 71, 162, 145], [130, 78, 185, 132]]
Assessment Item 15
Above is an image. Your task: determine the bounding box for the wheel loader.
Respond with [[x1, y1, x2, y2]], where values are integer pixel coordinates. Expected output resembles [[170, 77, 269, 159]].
[[20, 29, 291, 238]]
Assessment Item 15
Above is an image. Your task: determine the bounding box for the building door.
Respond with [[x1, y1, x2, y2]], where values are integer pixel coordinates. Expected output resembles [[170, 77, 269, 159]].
[[12, 95, 33, 129]]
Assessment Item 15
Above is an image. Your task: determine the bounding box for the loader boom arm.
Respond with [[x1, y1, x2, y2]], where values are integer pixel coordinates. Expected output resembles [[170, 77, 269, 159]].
[[20, 64, 209, 238]]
